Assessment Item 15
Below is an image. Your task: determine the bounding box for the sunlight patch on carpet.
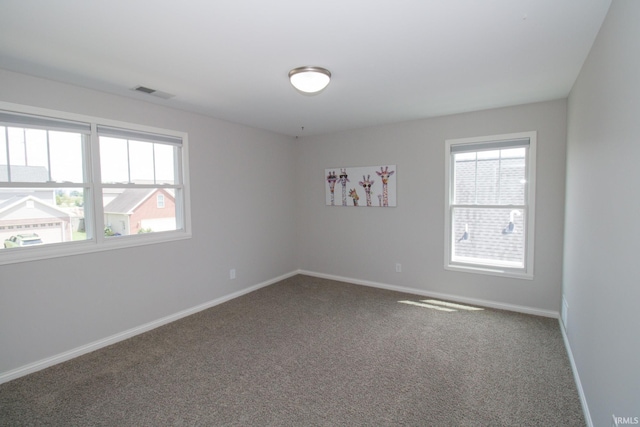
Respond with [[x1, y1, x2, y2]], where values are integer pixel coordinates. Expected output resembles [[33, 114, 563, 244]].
[[398, 299, 484, 312], [398, 300, 456, 312], [420, 299, 484, 311]]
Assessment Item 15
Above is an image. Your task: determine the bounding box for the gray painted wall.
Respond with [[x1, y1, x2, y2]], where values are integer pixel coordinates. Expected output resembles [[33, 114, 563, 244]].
[[295, 99, 567, 313], [564, 1, 640, 425], [0, 69, 298, 374]]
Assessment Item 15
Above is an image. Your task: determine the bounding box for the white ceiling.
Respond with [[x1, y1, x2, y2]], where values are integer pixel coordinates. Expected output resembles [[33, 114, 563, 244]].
[[0, 0, 611, 137]]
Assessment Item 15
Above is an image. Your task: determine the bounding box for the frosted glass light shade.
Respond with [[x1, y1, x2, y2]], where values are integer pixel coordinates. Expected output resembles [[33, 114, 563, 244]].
[[289, 66, 331, 94]]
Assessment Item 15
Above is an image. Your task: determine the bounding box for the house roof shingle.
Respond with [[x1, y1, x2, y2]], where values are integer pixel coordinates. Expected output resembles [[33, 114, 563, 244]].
[[0, 165, 49, 182], [103, 188, 156, 214]]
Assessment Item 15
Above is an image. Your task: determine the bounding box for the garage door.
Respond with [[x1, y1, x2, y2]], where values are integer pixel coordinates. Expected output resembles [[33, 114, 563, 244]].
[[141, 218, 176, 232]]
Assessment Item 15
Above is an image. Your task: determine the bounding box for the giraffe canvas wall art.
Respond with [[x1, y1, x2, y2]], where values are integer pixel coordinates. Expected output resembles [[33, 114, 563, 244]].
[[325, 165, 396, 207]]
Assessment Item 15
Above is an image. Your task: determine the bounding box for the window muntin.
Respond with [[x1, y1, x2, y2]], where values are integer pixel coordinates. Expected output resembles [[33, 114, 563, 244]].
[[445, 132, 536, 279], [0, 103, 190, 264]]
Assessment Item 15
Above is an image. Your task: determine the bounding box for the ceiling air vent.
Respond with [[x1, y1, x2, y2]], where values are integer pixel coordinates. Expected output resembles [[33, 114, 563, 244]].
[[132, 86, 175, 100]]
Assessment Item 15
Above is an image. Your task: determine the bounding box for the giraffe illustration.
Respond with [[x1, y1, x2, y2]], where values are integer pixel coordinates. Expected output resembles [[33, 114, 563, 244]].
[[348, 188, 360, 206], [338, 168, 350, 206], [359, 175, 375, 207], [375, 166, 395, 207], [326, 170, 338, 206]]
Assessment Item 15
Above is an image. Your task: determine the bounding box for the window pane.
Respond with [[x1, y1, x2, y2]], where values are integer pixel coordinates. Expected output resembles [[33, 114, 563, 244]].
[[100, 137, 129, 184], [0, 187, 88, 249], [129, 140, 154, 184], [24, 129, 48, 171], [452, 207, 525, 268], [49, 131, 84, 183], [476, 152, 499, 204], [8, 127, 26, 167], [2, 127, 85, 184], [453, 152, 476, 204], [499, 149, 526, 205], [453, 148, 526, 205], [154, 143, 176, 185], [7, 127, 49, 182], [99, 137, 177, 185], [103, 188, 177, 237]]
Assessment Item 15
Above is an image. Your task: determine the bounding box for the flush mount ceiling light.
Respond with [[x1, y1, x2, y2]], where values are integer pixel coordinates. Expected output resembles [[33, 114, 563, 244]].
[[288, 66, 331, 94]]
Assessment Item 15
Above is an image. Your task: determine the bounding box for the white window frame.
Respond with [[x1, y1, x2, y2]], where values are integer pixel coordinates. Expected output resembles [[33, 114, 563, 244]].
[[0, 101, 192, 265], [444, 131, 536, 279], [157, 193, 165, 209]]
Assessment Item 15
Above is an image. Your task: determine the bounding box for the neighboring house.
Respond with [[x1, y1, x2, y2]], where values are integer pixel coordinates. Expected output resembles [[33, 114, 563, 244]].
[[0, 165, 73, 245], [0, 195, 72, 245], [103, 188, 176, 235]]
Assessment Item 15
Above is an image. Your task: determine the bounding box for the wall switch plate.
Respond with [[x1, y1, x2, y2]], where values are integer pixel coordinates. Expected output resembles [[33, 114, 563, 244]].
[[230, 269, 236, 280], [395, 263, 402, 273]]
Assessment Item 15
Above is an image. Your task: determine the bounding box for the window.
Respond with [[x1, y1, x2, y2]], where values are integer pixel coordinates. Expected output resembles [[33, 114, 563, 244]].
[[98, 126, 182, 237], [444, 132, 536, 279], [0, 102, 191, 264]]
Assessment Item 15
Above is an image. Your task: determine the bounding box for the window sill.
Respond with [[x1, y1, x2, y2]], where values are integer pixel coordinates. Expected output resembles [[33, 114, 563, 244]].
[[0, 231, 191, 266], [444, 263, 533, 280]]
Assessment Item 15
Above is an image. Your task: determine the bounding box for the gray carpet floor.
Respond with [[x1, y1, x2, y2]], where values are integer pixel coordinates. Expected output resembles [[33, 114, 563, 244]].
[[0, 275, 585, 426]]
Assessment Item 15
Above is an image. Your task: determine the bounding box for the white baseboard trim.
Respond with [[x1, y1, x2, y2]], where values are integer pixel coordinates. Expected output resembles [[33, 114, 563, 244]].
[[559, 320, 593, 427], [0, 270, 299, 385], [297, 269, 559, 318]]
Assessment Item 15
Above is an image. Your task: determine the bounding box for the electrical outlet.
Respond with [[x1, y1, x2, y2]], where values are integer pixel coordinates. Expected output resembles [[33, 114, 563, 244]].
[[395, 263, 402, 273], [230, 269, 236, 280]]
